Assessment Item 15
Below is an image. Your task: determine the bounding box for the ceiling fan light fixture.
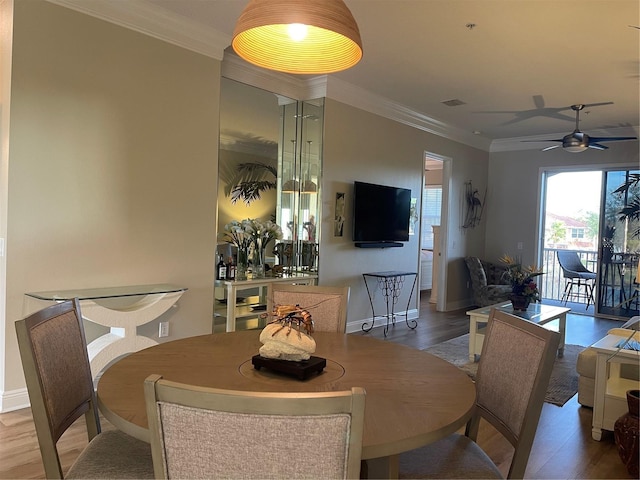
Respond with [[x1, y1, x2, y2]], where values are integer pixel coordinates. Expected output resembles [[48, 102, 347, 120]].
[[232, 0, 363, 75], [564, 145, 589, 153]]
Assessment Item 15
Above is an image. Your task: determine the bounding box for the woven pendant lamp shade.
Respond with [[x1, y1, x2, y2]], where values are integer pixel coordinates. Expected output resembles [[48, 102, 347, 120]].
[[232, 0, 363, 74]]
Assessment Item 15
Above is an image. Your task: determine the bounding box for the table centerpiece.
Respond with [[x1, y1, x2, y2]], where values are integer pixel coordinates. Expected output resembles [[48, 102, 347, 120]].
[[499, 254, 544, 311]]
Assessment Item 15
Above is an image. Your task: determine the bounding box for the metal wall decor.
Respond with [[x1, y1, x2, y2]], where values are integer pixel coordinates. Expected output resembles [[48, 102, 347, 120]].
[[462, 181, 486, 229]]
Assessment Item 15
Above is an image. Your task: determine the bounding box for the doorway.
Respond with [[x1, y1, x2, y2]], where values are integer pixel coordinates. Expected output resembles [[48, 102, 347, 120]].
[[539, 168, 639, 319], [420, 152, 450, 312]]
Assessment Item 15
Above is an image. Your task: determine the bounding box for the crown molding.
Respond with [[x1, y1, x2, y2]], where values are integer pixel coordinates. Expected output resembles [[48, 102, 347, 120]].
[[46, 0, 228, 60], [46, 0, 492, 152], [323, 76, 491, 151]]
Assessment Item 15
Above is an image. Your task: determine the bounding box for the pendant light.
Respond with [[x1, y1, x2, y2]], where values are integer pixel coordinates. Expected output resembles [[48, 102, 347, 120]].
[[232, 0, 363, 74], [282, 179, 300, 192]]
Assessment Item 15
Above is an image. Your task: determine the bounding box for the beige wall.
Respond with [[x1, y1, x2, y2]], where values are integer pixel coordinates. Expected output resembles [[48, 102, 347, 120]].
[[320, 99, 489, 323], [485, 142, 640, 266], [3, 0, 220, 396]]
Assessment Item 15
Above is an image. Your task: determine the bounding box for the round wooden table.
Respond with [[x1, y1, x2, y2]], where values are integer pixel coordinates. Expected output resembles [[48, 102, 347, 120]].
[[97, 331, 475, 478]]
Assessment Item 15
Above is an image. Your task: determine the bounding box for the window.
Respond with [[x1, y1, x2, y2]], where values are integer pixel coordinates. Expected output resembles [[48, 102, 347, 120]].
[[421, 186, 442, 249], [570, 228, 584, 239]]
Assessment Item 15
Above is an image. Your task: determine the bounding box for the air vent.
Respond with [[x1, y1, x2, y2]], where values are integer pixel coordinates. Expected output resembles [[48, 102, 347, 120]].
[[442, 99, 466, 107]]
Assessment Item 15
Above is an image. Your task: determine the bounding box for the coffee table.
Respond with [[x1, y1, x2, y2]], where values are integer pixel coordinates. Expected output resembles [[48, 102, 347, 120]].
[[466, 301, 569, 362]]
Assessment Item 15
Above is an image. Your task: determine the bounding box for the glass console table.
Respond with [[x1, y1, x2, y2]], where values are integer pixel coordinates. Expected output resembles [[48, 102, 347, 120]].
[[362, 271, 418, 337], [25, 284, 187, 379]]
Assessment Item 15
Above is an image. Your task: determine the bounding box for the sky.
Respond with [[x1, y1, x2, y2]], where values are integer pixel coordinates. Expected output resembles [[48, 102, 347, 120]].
[[546, 171, 602, 217]]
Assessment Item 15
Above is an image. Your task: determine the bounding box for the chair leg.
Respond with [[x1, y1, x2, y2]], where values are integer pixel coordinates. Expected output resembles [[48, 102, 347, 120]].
[[561, 281, 572, 305], [585, 281, 595, 309]]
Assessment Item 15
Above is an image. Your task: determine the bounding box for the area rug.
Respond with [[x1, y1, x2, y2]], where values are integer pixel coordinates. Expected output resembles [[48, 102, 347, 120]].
[[424, 334, 584, 407]]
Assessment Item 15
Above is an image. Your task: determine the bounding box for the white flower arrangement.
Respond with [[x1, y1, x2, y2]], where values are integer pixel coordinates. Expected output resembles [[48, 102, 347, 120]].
[[221, 218, 282, 253], [249, 219, 283, 251]]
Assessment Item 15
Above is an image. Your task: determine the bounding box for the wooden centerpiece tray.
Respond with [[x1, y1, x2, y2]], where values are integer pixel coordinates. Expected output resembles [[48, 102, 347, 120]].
[[251, 355, 326, 380]]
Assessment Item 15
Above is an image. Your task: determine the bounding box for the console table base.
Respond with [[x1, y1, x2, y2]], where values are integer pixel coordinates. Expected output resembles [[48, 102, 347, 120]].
[[362, 271, 418, 337]]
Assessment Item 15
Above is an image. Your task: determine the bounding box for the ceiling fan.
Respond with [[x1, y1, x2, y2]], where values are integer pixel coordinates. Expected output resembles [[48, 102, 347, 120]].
[[524, 104, 637, 153]]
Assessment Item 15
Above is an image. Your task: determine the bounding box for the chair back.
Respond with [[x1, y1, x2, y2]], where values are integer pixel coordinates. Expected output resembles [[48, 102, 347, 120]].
[[15, 299, 100, 479], [267, 284, 350, 333], [470, 309, 560, 478], [557, 250, 593, 277], [144, 375, 366, 479], [464, 256, 488, 288]]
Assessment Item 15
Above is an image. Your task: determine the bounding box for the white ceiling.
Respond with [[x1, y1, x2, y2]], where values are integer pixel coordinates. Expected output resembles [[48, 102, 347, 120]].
[[50, 0, 640, 151]]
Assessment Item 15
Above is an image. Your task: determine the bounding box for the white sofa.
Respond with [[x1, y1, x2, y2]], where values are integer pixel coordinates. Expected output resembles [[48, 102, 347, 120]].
[[576, 328, 640, 408]]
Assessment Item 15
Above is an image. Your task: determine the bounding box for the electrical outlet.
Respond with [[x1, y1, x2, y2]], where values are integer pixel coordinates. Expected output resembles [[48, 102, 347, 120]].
[[517, 242, 523, 250], [159, 322, 169, 338]]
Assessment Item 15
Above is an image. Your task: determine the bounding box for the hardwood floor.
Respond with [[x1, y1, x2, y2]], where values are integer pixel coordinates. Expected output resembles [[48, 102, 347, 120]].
[[0, 293, 632, 479], [356, 294, 631, 479]]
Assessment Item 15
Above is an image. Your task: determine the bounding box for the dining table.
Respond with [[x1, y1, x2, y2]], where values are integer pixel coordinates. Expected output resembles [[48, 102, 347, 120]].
[[97, 330, 476, 478]]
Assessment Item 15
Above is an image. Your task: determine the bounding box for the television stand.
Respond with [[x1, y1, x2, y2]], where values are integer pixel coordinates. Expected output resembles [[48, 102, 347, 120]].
[[355, 242, 403, 248], [361, 271, 418, 336]]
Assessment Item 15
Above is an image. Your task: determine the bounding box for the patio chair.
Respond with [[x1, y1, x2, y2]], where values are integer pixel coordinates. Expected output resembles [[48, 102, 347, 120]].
[[144, 374, 366, 479], [267, 284, 350, 333], [15, 299, 153, 479], [557, 250, 596, 309], [398, 309, 560, 479]]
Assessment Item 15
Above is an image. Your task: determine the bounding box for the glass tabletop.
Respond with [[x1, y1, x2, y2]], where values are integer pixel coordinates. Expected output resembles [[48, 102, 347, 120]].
[[467, 302, 569, 324], [25, 283, 187, 301], [362, 271, 417, 278]]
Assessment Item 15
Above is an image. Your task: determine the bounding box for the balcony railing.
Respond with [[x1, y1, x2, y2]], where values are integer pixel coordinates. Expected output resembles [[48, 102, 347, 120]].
[[540, 248, 598, 302], [541, 248, 639, 316]]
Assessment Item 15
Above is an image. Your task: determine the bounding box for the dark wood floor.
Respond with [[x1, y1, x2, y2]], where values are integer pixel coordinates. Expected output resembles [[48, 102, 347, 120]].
[[0, 293, 632, 479], [355, 292, 631, 479]]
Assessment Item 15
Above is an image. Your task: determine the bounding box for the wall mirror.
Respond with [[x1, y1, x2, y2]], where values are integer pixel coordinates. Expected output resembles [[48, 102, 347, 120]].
[[218, 77, 323, 275]]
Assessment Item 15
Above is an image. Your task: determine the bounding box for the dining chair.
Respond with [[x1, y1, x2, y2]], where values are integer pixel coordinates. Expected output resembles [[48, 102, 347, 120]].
[[266, 284, 350, 332], [398, 308, 560, 479], [15, 299, 153, 479], [144, 374, 366, 479]]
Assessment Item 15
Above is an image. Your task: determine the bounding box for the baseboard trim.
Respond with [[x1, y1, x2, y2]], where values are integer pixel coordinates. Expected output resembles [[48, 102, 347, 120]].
[[0, 388, 29, 413], [346, 308, 419, 334]]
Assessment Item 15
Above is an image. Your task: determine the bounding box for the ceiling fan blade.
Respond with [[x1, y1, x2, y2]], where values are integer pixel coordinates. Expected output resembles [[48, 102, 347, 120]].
[[588, 143, 608, 150], [533, 95, 545, 109], [588, 136, 638, 143], [542, 145, 561, 151], [521, 139, 563, 143], [582, 102, 614, 109]]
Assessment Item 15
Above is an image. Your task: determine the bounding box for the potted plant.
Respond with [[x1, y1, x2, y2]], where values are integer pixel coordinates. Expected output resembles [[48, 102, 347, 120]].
[[499, 254, 544, 311]]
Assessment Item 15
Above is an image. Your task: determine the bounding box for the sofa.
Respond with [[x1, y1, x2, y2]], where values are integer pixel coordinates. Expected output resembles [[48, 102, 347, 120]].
[[464, 256, 512, 307], [576, 328, 640, 408]]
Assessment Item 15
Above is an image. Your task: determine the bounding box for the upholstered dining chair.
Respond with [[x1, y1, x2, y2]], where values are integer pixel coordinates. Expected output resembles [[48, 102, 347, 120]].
[[144, 374, 366, 479], [398, 308, 560, 479], [267, 284, 350, 332], [15, 299, 153, 479]]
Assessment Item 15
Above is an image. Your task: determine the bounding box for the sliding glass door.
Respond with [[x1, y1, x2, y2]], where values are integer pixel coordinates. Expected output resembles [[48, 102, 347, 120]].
[[539, 168, 639, 320], [596, 169, 640, 317]]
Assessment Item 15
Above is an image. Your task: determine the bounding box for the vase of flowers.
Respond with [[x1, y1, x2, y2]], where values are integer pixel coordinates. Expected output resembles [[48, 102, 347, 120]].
[[249, 219, 283, 278], [221, 219, 255, 280], [499, 254, 544, 311]]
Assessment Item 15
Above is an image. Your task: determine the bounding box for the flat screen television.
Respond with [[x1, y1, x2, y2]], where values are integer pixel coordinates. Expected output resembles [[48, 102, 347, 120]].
[[353, 181, 411, 247]]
